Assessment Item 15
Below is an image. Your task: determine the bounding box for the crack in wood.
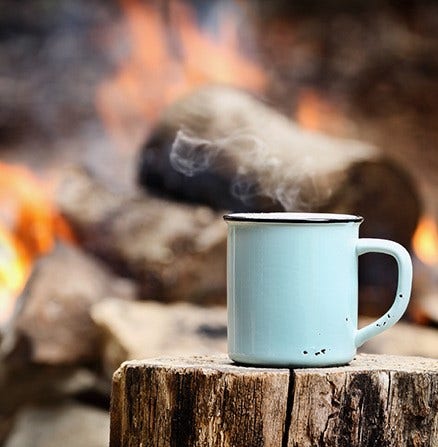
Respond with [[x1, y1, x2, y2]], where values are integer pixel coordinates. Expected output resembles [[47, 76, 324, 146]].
[[281, 370, 295, 447], [386, 371, 392, 413]]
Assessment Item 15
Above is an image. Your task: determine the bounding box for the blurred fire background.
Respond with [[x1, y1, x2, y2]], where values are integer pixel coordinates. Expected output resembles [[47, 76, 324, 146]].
[[1, 0, 437, 184], [0, 0, 437, 444], [1, 0, 437, 319]]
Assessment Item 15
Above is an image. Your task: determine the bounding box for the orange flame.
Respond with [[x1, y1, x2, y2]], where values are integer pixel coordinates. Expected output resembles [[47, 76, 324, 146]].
[[0, 224, 29, 321], [96, 0, 266, 148], [0, 162, 75, 323], [413, 216, 438, 265], [295, 89, 352, 135]]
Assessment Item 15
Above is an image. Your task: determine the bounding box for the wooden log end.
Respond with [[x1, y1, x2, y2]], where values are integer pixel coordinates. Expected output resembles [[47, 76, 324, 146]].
[[110, 354, 438, 447]]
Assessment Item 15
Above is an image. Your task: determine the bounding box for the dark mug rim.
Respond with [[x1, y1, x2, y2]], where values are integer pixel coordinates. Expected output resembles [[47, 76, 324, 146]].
[[223, 212, 364, 224]]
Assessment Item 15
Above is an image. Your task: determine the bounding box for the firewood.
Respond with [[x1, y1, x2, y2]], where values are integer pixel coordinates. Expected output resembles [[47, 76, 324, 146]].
[[110, 354, 438, 447], [138, 85, 421, 248], [56, 167, 227, 304]]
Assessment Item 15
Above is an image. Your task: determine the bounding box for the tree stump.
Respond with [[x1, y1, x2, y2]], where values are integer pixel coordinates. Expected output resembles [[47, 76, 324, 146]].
[[110, 354, 438, 447]]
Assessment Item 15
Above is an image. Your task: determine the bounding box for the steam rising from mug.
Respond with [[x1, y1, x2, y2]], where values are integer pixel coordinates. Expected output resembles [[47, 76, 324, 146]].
[[170, 129, 306, 210], [169, 112, 377, 211]]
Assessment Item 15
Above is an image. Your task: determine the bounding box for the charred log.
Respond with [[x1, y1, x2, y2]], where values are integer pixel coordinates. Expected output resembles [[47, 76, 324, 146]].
[[138, 86, 420, 233]]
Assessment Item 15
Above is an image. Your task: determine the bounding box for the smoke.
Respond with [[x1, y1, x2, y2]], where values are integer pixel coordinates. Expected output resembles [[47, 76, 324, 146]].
[[170, 129, 309, 210]]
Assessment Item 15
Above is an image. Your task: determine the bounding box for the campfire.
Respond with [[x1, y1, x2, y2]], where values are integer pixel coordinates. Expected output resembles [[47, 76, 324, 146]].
[[96, 0, 266, 149], [0, 162, 75, 324], [0, 0, 437, 445]]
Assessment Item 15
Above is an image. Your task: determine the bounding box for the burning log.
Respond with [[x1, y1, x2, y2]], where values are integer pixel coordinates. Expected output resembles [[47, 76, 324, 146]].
[[110, 354, 438, 447], [138, 85, 421, 315], [0, 161, 76, 325], [56, 167, 227, 304], [138, 85, 420, 243], [0, 168, 127, 443]]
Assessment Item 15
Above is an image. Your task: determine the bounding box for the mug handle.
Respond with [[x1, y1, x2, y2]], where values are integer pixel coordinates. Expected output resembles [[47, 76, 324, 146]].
[[355, 238, 413, 348]]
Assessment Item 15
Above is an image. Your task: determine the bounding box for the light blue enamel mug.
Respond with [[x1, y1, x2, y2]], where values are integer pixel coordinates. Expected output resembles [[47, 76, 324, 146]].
[[224, 213, 413, 367]]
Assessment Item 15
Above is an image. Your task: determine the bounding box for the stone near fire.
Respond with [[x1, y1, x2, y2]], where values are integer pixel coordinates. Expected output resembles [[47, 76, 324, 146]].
[[56, 167, 227, 304], [5, 402, 109, 447], [91, 298, 227, 377], [0, 243, 136, 365]]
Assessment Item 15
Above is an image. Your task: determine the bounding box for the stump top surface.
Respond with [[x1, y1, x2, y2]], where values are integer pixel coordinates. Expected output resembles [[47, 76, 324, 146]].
[[118, 353, 437, 375], [112, 353, 438, 447]]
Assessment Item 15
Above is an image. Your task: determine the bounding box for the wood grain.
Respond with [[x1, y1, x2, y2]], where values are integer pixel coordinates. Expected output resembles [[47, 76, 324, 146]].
[[110, 354, 438, 447]]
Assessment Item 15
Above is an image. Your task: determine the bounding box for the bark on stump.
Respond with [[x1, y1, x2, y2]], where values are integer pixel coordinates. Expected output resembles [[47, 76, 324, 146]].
[[110, 354, 438, 447]]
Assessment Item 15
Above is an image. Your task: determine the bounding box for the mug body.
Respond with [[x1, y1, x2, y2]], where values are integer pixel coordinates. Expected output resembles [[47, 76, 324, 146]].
[[225, 212, 363, 367]]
